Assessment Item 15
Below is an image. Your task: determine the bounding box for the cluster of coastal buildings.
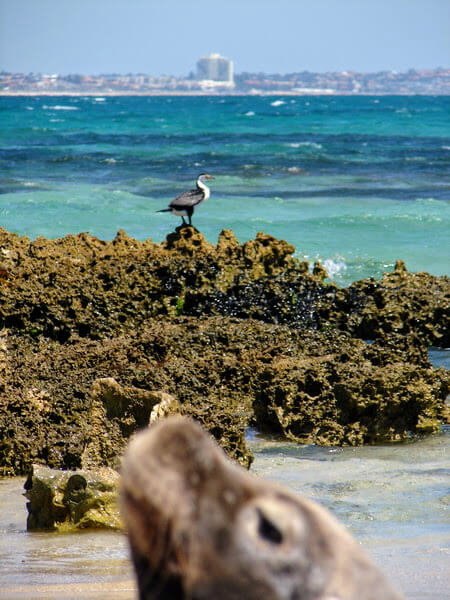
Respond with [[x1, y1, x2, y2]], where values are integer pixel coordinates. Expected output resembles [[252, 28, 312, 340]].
[[1, 54, 449, 95]]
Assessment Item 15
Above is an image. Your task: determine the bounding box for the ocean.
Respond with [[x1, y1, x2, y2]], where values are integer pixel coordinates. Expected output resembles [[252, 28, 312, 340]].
[[1, 94, 449, 286], [0, 94, 449, 598]]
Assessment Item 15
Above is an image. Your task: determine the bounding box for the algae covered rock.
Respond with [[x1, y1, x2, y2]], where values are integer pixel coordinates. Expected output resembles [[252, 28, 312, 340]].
[[0, 227, 448, 347], [0, 226, 449, 479], [2, 316, 448, 477], [24, 463, 121, 531], [0, 322, 256, 475], [254, 340, 449, 445], [82, 377, 180, 470], [317, 261, 450, 347], [0, 226, 306, 341]]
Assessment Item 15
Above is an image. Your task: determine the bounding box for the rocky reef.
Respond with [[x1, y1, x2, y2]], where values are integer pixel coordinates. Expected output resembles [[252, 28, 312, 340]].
[[0, 225, 449, 480]]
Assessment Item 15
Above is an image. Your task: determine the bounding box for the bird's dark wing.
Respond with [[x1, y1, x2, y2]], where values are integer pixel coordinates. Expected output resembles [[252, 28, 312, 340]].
[[169, 188, 203, 209]]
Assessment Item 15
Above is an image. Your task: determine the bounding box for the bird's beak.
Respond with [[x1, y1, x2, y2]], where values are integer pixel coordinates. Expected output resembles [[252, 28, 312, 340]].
[[205, 174, 215, 180]]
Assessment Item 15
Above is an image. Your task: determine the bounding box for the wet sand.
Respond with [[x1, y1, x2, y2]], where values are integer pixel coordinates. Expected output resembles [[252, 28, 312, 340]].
[[0, 477, 134, 599], [0, 581, 135, 600]]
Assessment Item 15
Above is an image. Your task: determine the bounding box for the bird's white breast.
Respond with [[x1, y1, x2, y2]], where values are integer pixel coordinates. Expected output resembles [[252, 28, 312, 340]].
[[197, 179, 210, 201]]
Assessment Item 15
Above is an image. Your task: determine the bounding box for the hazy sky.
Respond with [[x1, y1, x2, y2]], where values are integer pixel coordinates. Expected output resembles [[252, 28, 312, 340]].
[[1, 0, 449, 75]]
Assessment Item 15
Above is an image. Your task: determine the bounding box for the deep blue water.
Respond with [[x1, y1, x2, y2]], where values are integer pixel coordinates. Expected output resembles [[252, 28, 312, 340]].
[[1, 95, 449, 285]]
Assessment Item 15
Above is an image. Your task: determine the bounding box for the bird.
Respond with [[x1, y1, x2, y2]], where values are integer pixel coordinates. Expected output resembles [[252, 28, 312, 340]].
[[157, 173, 214, 226]]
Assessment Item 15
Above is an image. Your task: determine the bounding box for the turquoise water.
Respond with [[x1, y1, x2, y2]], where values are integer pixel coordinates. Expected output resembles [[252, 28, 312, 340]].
[[0, 95, 449, 285]]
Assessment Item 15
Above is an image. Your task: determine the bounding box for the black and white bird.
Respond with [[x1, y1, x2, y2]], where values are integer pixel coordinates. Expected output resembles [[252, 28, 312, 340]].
[[157, 173, 214, 226]]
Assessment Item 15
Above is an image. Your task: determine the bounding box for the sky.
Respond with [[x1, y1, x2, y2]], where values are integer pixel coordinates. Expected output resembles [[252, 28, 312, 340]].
[[1, 0, 449, 75]]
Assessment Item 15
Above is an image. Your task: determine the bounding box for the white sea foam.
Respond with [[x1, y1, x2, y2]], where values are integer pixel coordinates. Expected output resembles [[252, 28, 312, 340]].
[[442, 146, 450, 151], [25, 106, 34, 111], [271, 100, 285, 107], [322, 258, 348, 278], [287, 166, 303, 173], [42, 105, 79, 111], [245, 111, 255, 116], [288, 142, 322, 150], [94, 97, 106, 102]]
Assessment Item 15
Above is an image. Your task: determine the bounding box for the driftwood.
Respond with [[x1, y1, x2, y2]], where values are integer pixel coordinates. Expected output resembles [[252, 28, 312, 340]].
[[120, 417, 404, 600]]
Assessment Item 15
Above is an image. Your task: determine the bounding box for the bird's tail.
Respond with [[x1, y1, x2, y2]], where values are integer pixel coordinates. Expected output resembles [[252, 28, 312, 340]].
[[156, 208, 171, 213]]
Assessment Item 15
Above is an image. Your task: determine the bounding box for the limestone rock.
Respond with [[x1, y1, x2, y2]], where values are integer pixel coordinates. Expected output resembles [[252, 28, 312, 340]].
[[24, 463, 121, 531], [82, 378, 179, 470], [0, 318, 448, 476], [0, 227, 448, 477]]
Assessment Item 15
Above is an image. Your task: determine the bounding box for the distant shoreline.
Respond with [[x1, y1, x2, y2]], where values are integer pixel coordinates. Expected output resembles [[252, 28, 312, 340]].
[[1, 90, 449, 97]]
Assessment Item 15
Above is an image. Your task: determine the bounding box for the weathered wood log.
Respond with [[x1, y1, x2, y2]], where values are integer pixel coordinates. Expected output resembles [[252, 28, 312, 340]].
[[24, 464, 121, 531], [120, 417, 404, 600]]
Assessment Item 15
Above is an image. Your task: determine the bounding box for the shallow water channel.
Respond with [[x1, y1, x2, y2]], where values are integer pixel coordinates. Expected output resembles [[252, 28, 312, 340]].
[[251, 427, 450, 600], [0, 350, 449, 600]]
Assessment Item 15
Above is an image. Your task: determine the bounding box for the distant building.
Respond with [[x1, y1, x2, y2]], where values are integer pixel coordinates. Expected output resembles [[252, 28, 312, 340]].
[[196, 53, 234, 86]]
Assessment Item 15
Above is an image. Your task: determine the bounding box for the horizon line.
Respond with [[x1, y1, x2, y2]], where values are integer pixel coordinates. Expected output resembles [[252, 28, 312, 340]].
[[1, 67, 449, 77]]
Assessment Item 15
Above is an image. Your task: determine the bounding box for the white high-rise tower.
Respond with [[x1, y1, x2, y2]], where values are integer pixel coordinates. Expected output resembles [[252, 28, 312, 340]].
[[196, 53, 234, 86]]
